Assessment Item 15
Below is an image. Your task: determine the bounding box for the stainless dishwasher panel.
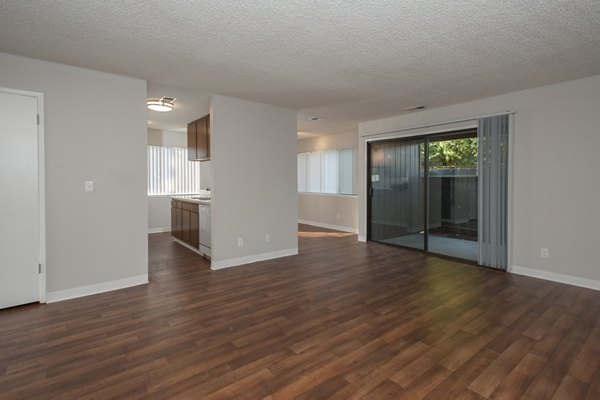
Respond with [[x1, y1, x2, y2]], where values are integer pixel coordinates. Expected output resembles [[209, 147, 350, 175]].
[[199, 204, 211, 257]]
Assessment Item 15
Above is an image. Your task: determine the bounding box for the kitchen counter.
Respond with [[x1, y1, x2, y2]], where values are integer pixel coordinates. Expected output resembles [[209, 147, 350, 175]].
[[170, 195, 211, 206], [171, 196, 211, 258]]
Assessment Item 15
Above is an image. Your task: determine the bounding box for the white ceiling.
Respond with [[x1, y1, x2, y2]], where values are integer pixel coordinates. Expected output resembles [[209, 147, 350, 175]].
[[1, 1, 599, 135]]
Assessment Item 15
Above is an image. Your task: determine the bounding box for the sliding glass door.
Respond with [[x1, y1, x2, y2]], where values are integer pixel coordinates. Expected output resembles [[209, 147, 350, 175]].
[[368, 129, 479, 262], [427, 132, 478, 261], [368, 139, 425, 250]]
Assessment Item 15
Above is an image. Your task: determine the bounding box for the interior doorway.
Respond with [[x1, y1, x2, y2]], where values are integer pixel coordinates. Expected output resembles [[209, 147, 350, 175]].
[[367, 128, 479, 262]]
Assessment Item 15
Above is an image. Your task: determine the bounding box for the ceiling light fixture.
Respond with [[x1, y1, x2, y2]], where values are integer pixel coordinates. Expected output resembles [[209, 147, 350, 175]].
[[309, 116, 321, 121], [147, 96, 175, 112], [405, 105, 426, 111]]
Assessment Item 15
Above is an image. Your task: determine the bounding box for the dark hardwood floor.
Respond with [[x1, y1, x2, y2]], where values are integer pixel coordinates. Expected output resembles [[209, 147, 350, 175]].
[[1, 224, 599, 399]]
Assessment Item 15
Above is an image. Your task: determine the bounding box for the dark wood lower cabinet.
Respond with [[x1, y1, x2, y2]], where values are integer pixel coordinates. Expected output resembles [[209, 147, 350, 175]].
[[171, 200, 199, 248], [181, 209, 190, 244], [171, 205, 177, 238], [175, 207, 183, 240], [190, 210, 199, 247]]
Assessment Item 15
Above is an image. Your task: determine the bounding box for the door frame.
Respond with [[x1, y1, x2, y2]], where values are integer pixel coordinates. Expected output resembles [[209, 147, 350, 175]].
[[0, 87, 46, 303], [366, 128, 479, 264]]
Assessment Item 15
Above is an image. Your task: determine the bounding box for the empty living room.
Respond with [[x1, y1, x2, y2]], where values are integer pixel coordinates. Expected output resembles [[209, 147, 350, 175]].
[[1, 2, 600, 399]]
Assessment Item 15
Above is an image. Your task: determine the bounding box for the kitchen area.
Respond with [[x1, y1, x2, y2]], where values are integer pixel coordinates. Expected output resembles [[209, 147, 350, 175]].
[[170, 113, 212, 258], [148, 94, 298, 271], [147, 103, 213, 259], [170, 192, 211, 258], [168, 113, 212, 258]]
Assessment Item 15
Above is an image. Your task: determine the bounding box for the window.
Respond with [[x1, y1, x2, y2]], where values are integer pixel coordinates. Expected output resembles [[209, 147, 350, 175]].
[[147, 146, 201, 195], [297, 148, 357, 195]]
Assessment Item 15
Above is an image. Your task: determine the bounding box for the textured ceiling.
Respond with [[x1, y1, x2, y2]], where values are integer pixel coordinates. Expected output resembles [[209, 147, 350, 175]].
[[1, 1, 599, 135]]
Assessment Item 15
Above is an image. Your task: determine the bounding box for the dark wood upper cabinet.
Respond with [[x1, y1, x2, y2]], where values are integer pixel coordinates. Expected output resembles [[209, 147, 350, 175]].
[[205, 115, 210, 160], [187, 120, 197, 161], [187, 114, 210, 162]]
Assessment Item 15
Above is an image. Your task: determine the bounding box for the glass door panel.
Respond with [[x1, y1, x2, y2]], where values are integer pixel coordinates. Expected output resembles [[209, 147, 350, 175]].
[[427, 134, 479, 261], [369, 139, 425, 250]]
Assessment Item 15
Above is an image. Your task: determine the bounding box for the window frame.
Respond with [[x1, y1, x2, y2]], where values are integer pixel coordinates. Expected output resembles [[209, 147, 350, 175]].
[[147, 145, 202, 196], [297, 147, 357, 196]]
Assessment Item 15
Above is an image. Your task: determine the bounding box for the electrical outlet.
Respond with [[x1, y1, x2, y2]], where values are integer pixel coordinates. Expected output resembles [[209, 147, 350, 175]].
[[540, 248, 549, 258], [237, 238, 244, 247], [265, 234, 271, 242], [84, 181, 94, 192], [336, 213, 340, 220]]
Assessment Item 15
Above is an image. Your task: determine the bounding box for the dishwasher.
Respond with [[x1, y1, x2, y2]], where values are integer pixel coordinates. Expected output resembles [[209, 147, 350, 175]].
[[199, 204, 211, 258]]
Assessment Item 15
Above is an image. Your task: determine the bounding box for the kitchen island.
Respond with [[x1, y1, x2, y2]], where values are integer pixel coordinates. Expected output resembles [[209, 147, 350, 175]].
[[170, 196, 211, 258]]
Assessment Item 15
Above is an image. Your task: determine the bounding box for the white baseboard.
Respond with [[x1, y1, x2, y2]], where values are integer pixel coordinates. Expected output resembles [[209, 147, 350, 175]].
[[358, 235, 366, 242], [46, 274, 149, 303], [298, 219, 358, 234], [511, 265, 600, 291], [149, 227, 171, 234], [211, 248, 298, 270]]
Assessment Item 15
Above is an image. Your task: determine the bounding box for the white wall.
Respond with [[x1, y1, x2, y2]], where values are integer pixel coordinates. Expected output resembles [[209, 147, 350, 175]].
[[211, 95, 298, 268], [148, 196, 172, 233], [147, 128, 187, 147], [359, 75, 600, 287], [0, 52, 148, 299], [298, 194, 358, 233], [298, 131, 358, 232], [297, 130, 358, 153]]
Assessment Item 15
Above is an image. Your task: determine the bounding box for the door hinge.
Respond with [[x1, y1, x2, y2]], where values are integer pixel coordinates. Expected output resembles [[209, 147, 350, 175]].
[[38, 264, 42, 274], [37, 114, 40, 125]]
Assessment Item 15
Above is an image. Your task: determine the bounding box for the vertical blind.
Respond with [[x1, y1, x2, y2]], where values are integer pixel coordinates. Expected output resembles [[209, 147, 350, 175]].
[[478, 114, 509, 270], [298, 148, 356, 195], [147, 146, 201, 195]]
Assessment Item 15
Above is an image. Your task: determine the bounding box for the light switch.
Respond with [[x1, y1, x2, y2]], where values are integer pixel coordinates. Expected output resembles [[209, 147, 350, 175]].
[[84, 181, 94, 192]]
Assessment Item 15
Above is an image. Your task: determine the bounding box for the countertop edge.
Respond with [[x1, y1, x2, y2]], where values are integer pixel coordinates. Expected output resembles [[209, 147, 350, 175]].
[[170, 196, 211, 206]]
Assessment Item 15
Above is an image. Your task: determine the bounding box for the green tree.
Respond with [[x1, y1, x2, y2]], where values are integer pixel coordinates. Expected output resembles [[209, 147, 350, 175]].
[[427, 138, 478, 169]]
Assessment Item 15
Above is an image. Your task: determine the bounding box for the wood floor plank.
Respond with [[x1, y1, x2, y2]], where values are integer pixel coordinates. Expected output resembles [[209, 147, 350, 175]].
[[568, 326, 600, 383], [552, 375, 589, 400], [425, 348, 497, 400], [468, 336, 535, 398], [360, 379, 404, 399], [331, 341, 430, 399], [522, 368, 562, 400], [488, 352, 546, 399], [270, 339, 385, 399], [0, 224, 598, 399]]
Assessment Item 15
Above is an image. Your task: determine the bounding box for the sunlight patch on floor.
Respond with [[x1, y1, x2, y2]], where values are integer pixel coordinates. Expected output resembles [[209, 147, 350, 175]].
[[298, 231, 354, 238]]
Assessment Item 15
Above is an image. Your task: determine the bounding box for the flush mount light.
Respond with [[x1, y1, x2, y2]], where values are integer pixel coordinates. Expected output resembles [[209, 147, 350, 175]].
[[147, 96, 175, 112], [405, 105, 426, 111], [309, 116, 321, 121]]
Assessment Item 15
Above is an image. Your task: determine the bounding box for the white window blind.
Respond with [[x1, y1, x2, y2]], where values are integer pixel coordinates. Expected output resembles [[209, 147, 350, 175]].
[[323, 149, 338, 194], [307, 151, 322, 193], [338, 148, 356, 195], [147, 146, 201, 195], [297, 152, 307, 193], [297, 147, 357, 195]]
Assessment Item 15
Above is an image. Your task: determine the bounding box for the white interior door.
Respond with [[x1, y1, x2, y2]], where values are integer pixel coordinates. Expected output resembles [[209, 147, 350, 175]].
[[0, 90, 40, 309]]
